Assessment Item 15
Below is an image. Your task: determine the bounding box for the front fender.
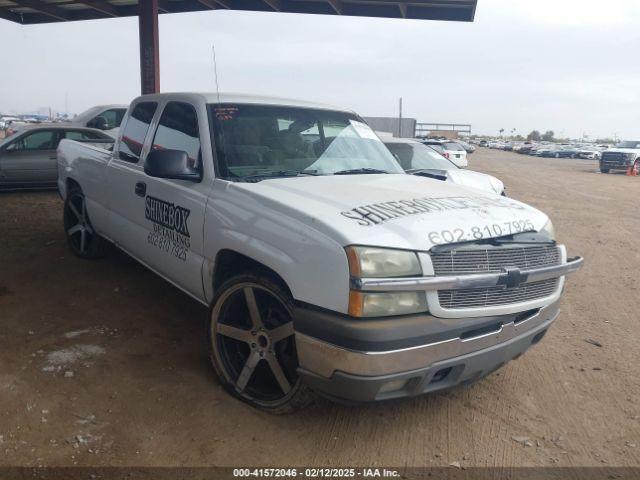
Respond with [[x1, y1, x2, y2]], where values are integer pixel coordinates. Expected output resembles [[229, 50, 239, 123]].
[[203, 223, 350, 314]]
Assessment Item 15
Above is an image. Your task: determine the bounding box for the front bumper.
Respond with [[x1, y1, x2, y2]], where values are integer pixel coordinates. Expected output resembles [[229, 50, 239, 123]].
[[295, 301, 560, 402]]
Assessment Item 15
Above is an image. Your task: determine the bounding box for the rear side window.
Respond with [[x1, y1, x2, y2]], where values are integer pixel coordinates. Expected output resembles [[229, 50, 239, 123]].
[[65, 130, 104, 141], [151, 102, 201, 168], [119, 102, 157, 162], [8, 130, 59, 151]]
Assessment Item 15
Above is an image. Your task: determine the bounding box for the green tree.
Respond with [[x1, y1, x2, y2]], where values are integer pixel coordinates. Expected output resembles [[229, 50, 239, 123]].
[[527, 130, 541, 141], [541, 130, 555, 141]]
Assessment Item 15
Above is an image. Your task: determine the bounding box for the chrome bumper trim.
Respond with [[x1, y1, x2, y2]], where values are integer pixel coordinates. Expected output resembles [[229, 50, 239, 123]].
[[350, 256, 583, 292], [296, 303, 560, 378]]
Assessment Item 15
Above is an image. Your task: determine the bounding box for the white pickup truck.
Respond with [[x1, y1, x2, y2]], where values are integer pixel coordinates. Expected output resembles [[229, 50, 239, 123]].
[[599, 140, 640, 174], [57, 93, 583, 413]]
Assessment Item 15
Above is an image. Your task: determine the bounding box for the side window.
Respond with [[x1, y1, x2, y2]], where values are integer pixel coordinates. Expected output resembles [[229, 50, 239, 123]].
[[92, 109, 126, 130], [65, 130, 102, 141], [118, 102, 157, 162], [8, 130, 58, 151], [151, 102, 200, 168]]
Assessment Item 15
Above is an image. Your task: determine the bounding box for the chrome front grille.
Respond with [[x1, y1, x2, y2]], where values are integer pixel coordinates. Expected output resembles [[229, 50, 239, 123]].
[[438, 278, 558, 309], [431, 244, 561, 309], [601, 152, 625, 166], [431, 245, 560, 275]]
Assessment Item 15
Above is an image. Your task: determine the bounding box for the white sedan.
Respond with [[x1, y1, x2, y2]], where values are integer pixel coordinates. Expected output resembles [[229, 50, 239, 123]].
[[383, 137, 505, 195]]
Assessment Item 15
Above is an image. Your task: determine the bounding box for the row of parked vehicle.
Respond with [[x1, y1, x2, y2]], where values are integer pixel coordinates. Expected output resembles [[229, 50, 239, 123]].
[[473, 138, 640, 175], [478, 139, 606, 159]]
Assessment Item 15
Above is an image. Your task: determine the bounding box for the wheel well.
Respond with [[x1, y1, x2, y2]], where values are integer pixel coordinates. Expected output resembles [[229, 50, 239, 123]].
[[66, 178, 81, 193], [213, 250, 292, 297]]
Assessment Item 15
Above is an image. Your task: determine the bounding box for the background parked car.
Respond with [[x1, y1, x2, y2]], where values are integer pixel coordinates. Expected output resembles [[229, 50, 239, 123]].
[[7, 105, 128, 139], [577, 147, 602, 160], [454, 139, 476, 154], [382, 137, 504, 195], [419, 139, 468, 167], [0, 125, 113, 189]]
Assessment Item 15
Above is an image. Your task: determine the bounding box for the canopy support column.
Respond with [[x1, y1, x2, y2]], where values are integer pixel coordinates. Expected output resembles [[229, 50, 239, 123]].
[[139, 0, 160, 94]]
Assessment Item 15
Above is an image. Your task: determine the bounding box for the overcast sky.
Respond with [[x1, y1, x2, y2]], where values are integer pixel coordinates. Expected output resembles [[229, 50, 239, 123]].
[[1, 0, 639, 139]]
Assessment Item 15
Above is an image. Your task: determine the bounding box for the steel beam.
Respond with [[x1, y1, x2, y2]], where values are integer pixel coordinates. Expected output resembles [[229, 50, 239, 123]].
[[139, 0, 160, 94], [80, 0, 118, 16], [9, 0, 69, 21]]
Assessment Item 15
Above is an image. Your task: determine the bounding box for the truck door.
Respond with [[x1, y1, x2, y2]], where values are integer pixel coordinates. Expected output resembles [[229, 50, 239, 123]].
[[109, 100, 209, 301], [138, 101, 209, 299], [107, 101, 161, 269]]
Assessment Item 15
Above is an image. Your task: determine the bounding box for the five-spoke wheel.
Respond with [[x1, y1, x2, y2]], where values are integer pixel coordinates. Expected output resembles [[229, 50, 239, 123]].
[[63, 188, 109, 258], [208, 274, 313, 413]]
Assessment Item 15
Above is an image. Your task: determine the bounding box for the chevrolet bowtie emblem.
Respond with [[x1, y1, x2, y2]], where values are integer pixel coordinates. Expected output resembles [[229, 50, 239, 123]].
[[500, 267, 528, 289]]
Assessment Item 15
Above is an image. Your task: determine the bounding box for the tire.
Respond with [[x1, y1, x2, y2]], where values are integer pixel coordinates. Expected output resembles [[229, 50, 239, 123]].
[[63, 187, 110, 259], [208, 273, 315, 414], [600, 168, 609, 173]]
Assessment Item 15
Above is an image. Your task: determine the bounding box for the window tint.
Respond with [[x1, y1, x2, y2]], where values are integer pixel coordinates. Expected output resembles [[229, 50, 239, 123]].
[[119, 102, 157, 162], [151, 102, 200, 168], [92, 109, 126, 129], [65, 130, 103, 141], [10, 130, 58, 151]]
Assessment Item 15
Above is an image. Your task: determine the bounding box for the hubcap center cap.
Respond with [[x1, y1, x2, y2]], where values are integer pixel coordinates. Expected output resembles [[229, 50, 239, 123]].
[[257, 334, 269, 349]]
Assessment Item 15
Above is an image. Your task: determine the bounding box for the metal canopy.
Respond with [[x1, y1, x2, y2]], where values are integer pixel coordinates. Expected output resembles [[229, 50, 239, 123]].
[[0, 0, 477, 24], [0, 0, 477, 95]]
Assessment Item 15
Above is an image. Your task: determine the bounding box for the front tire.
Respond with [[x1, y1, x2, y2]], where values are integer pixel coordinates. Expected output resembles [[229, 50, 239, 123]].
[[63, 188, 110, 259], [208, 273, 315, 414]]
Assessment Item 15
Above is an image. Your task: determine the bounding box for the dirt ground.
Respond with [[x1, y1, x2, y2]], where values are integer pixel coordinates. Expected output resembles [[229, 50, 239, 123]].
[[0, 148, 639, 469]]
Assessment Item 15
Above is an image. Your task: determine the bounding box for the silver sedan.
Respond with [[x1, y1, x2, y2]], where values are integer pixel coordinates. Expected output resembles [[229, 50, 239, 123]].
[[0, 125, 113, 190]]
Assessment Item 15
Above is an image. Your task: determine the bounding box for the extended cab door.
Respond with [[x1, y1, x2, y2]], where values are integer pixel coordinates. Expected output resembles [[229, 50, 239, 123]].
[[108, 100, 209, 301]]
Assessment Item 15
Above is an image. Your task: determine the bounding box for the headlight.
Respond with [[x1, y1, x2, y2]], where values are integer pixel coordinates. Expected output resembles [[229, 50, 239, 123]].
[[346, 246, 426, 317], [345, 246, 421, 278], [540, 219, 555, 239], [348, 291, 428, 317]]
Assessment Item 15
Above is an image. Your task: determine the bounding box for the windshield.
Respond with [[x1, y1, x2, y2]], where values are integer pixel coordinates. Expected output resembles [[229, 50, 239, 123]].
[[209, 104, 404, 180], [615, 141, 640, 149], [385, 141, 457, 171]]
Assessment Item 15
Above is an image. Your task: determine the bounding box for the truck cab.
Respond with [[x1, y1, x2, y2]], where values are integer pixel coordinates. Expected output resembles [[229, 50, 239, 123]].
[[599, 140, 640, 173], [57, 93, 582, 413]]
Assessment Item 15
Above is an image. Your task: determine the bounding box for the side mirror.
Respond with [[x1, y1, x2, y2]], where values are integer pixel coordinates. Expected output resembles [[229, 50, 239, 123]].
[[144, 149, 200, 181]]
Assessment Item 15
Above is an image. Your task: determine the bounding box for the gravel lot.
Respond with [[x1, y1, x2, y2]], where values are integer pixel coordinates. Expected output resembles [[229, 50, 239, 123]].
[[0, 148, 639, 469]]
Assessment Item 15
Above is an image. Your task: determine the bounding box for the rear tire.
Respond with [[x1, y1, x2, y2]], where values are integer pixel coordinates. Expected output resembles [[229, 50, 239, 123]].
[[63, 188, 110, 259], [599, 168, 609, 173], [208, 273, 315, 414]]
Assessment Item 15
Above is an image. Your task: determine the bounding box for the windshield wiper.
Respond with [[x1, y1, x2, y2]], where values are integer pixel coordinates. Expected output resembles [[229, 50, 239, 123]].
[[237, 169, 319, 182], [333, 168, 389, 175]]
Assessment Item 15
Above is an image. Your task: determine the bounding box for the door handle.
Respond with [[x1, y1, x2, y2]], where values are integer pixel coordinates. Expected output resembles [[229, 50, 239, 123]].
[[135, 181, 146, 197]]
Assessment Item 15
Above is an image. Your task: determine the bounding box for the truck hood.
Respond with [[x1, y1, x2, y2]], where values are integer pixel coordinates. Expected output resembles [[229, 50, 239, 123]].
[[231, 174, 548, 250]]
